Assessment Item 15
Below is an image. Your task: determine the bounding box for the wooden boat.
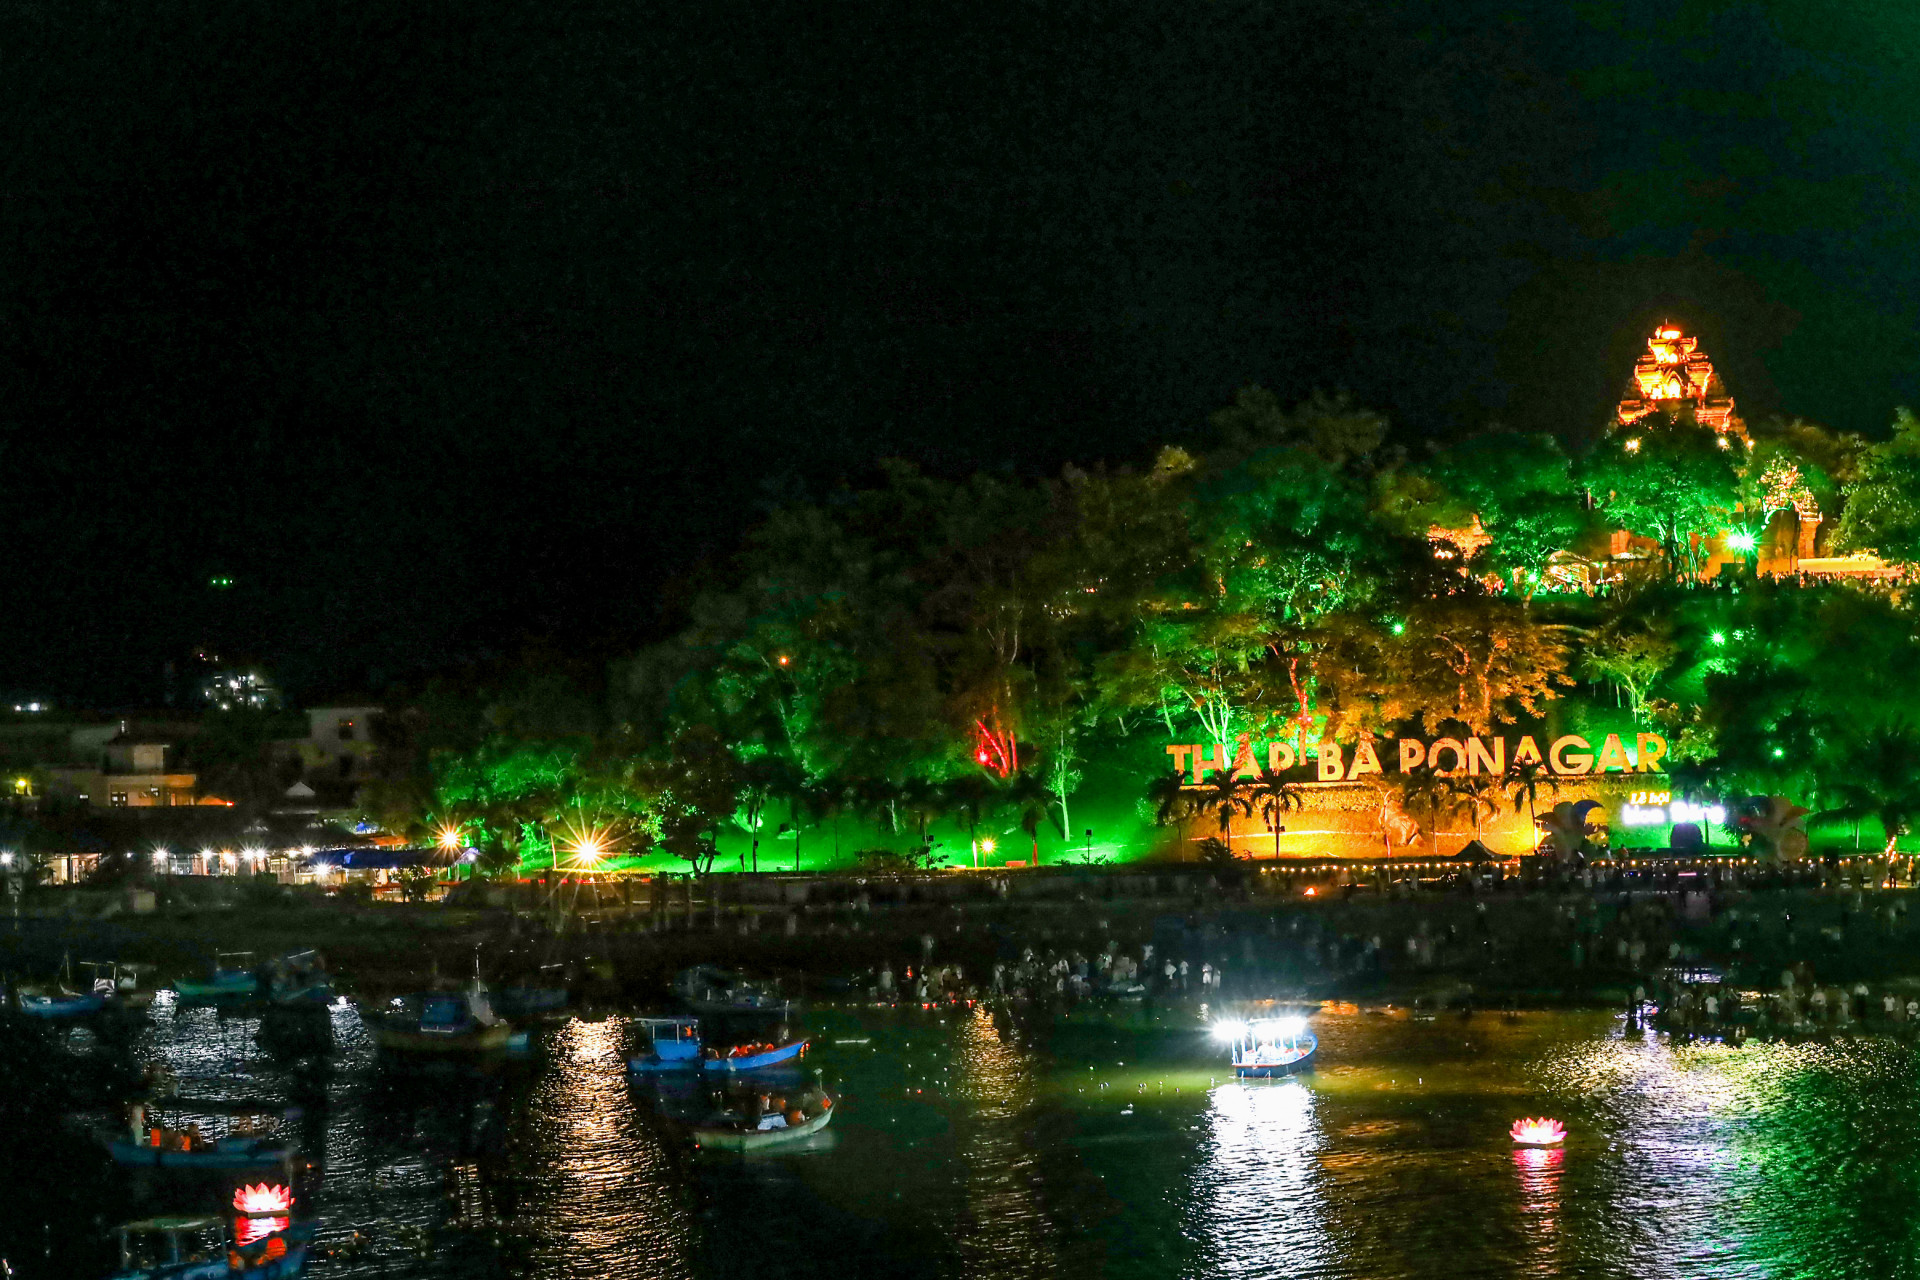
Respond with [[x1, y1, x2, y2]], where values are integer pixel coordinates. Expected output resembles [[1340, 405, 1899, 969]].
[[265, 951, 332, 1006], [675, 965, 790, 1016], [105, 1101, 296, 1173], [174, 953, 260, 1000], [628, 1017, 703, 1072], [703, 1039, 807, 1073], [692, 1097, 833, 1151], [1218, 1017, 1318, 1077], [84, 960, 156, 1009], [108, 1215, 312, 1280], [17, 988, 106, 1018], [363, 985, 513, 1054]]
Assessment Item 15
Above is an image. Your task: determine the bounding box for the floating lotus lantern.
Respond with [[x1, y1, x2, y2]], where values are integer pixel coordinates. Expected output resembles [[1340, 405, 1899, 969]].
[[1510, 1117, 1566, 1147], [233, 1183, 293, 1215]]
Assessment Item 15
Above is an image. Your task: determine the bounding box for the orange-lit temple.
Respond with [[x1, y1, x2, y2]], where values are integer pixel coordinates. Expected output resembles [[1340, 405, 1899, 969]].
[[1616, 324, 1745, 437]]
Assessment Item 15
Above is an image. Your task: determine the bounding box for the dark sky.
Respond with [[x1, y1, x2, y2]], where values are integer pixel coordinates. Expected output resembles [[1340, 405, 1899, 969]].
[[4, 0, 1918, 706]]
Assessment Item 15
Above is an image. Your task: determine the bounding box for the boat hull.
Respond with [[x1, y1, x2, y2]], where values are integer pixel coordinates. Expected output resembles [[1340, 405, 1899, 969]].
[[1232, 1046, 1316, 1077], [704, 1040, 806, 1073], [174, 978, 259, 1000], [18, 993, 106, 1018], [369, 1021, 514, 1054], [693, 1104, 832, 1151], [106, 1138, 294, 1171]]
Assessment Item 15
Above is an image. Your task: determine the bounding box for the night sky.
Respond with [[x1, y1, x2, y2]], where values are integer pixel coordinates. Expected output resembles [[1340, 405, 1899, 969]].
[[4, 0, 1917, 706]]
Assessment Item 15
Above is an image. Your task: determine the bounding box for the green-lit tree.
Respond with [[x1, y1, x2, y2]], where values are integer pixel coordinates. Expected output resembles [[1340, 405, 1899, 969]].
[[1836, 408, 1920, 561], [1583, 412, 1740, 579]]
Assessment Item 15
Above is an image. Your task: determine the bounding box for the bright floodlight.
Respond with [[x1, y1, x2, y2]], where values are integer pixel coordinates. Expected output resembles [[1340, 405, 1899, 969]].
[[1211, 1020, 1248, 1042], [576, 836, 605, 862], [438, 829, 462, 850], [1271, 1016, 1307, 1038], [1727, 531, 1756, 551], [979, 837, 997, 854]]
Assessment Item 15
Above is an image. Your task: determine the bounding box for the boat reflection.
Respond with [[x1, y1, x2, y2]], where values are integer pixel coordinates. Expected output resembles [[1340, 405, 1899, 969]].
[[1190, 1078, 1326, 1274]]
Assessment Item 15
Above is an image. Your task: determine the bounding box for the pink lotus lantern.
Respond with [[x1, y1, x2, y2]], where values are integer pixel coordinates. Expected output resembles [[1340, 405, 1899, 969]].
[[233, 1183, 293, 1215], [1510, 1117, 1566, 1147]]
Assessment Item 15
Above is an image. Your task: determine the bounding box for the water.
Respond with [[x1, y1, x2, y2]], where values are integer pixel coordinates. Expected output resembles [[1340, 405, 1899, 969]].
[[17, 996, 1920, 1278]]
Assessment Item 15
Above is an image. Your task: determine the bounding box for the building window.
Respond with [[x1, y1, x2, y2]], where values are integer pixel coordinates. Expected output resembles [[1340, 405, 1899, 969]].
[[109, 792, 128, 807]]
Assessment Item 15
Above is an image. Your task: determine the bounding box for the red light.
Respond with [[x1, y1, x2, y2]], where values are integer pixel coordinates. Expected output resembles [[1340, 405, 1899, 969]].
[[234, 1184, 292, 1214]]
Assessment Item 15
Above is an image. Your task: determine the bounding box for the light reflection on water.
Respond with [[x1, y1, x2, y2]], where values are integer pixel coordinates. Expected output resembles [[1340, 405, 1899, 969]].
[[63, 1002, 1920, 1280], [1188, 1080, 1324, 1277]]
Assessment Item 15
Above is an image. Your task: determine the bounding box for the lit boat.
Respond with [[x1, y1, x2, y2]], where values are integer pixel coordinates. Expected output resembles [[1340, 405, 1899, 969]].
[[173, 953, 261, 1001], [1510, 1117, 1566, 1147], [628, 1017, 703, 1072], [1214, 1016, 1318, 1077], [703, 1038, 807, 1073], [107, 1214, 312, 1280], [362, 984, 513, 1054], [692, 1095, 834, 1151], [105, 1101, 297, 1173], [675, 965, 790, 1016]]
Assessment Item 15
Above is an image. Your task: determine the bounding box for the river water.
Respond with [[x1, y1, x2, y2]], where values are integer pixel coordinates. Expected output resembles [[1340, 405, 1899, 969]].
[[30, 995, 1920, 1278]]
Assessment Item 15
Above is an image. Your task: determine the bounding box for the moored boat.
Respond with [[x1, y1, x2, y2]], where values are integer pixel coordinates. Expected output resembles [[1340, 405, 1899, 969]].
[[265, 951, 332, 1006], [108, 1214, 312, 1280], [362, 984, 513, 1054], [174, 953, 261, 1001], [703, 1038, 807, 1073], [628, 1017, 703, 1072], [675, 965, 790, 1017], [691, 1094, 834, 1152]]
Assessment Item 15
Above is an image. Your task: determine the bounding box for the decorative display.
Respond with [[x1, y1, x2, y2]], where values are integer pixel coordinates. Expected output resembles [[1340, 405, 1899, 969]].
[[1510, 1117, 1567, 1147]]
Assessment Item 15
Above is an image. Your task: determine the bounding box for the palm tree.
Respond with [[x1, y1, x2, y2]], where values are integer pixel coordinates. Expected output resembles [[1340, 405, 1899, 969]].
[[1241, 768, 1303, 860], [1506, 759, 1555, 854], [1442, 773, 1504, 853], [1190, 771, 1254, 857], [1398, 767, 1451, 856], [1001, 770, 1060, 865]]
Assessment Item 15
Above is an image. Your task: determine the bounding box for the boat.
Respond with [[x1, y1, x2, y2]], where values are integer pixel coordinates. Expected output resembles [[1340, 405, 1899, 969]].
[[104, 1102, 296, 1173], [703, 1038, 807, 1073], [108, 1214, 312, 1280], [362, 983, 513, 1054], [173, 953, 260, 1001], [691, 1094, 834, 1152], [628, 1017, 703, 1072], [265, 951, 332, 1006], [84, 960, 156, 1009], [675, 965, 790, 1017], [1214, 1016, 1318, 1077], [17, 955, 106, 1018]]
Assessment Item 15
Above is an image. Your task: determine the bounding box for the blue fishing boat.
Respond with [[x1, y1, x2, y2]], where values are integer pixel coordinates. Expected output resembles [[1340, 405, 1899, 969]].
[[1214, 1016, 1317, 1077], [362, 984, 512, 1054], [108, 1215, 312, 1280], [173, 953, 261, 1001], [704, 1038, 807, 1073], [105, 1101, 296, 1173], [629, 1017, 703, 1072], [17, 988, 106, 1018]]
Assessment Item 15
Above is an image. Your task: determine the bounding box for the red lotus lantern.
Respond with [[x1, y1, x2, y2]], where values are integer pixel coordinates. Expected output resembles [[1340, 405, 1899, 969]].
[[1510, 1117, 1566, 1147], [233, 1183, 293, 1215]]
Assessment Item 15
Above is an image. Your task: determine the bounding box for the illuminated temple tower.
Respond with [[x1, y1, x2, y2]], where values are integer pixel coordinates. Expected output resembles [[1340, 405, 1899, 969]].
[[1616, 324, 1746, 438]]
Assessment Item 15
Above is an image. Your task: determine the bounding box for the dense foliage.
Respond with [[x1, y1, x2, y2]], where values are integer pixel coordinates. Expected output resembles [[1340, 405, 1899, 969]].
[[368, 395, 1920, 867]]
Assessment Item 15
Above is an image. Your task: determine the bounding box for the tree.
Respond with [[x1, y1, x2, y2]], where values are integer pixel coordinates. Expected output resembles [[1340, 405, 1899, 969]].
[[1427, 431, 1591, 593], [1580, 622, 1675, 719], [1505, 758, 1556, 854], [1836, 408, 1920, 561], [1241, 768, 1304, 860], [1821, 721, 1920, 855], [1583, 413, 1740, 579], [1440, 772, 1502, 845], [1314, 595, 1573, 739]]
